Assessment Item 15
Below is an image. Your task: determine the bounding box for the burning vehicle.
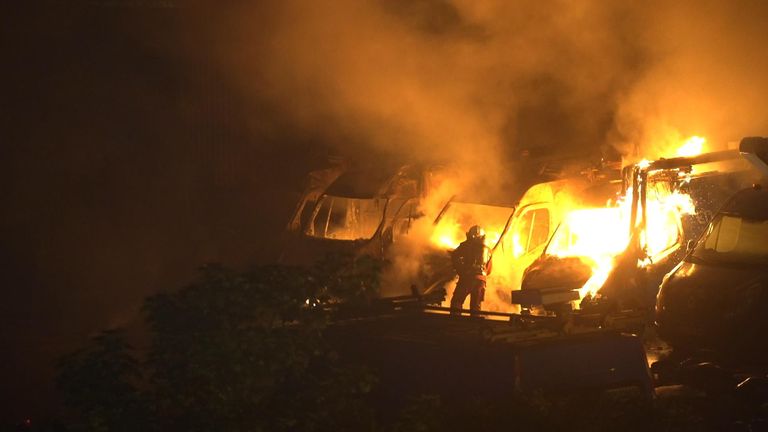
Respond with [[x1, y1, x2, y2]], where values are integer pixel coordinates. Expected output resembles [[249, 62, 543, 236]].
[[517, 177, 691, 314], [283, 136, 762, 324], [515, 137, 763, 319], [656, 137, 768, 355], [280, 161, 450, 265], [424, 173, 623, 312]]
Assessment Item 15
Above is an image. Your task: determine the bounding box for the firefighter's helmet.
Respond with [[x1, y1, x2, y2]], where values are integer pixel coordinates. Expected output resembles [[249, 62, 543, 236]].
[[466, 225, 485, 241]]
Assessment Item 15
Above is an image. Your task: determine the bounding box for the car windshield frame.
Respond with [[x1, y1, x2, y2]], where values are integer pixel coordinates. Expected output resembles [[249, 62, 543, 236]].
[[690, 212, 768, 267], [305, 195, 389, 241], [432, 201, 516, 249]]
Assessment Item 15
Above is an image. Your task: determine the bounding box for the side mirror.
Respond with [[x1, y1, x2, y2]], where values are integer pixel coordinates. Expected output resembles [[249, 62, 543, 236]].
[[686, 239, 696, 253]]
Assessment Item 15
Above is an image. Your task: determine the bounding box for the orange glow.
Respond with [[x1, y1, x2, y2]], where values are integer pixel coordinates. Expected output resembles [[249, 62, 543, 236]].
[[546, 207, 628, 298], [547, 137, 701, 299], [511, 232, 524, 257], [545, 184, 695, 300], [431, 219, 464, 249], [430, 203, 510, 252], [425, 138, 700, 310], [429, 202, 515, 312], [675, 136, 706, 157]]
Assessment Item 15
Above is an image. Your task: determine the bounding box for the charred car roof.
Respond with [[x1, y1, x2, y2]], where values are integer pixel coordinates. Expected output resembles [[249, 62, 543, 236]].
[[324, 163, 404, 199], [721, 186, 768, 219]]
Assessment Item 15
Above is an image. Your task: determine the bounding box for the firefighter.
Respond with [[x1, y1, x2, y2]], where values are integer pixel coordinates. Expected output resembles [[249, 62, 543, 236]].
[[450, 225, 492, 315]]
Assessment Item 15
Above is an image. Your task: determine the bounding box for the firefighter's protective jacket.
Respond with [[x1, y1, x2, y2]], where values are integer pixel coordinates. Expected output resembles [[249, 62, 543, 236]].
[[452, 239, 492, 281]]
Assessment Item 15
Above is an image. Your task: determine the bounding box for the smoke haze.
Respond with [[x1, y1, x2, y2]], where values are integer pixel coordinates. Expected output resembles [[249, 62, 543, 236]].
[[209, 0, 768, 170], [614, 1, 768, 157]]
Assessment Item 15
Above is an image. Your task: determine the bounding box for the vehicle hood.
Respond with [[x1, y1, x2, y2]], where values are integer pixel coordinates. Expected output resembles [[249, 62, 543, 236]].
[[663, 260, 768, 293], [657, 259, 768, 345]]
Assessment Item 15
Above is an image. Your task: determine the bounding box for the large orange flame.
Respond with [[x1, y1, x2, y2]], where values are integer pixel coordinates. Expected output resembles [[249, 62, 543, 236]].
[[427, 136, 702, 307], [676, 136, 706, 157], [547, 187, 694, 299], [543, 137, 700, 300]]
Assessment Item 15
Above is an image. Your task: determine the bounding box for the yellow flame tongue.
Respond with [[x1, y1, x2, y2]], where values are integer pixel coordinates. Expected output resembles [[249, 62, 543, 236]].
[[676, 136, 706, 157], [546, 186, 695, 299]]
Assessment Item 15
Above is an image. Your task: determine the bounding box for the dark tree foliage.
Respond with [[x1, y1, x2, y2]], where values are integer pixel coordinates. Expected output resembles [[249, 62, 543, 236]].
[[57, 253, 747, 432], [57, 254, 381, 432], [57, 330, 148, 432]]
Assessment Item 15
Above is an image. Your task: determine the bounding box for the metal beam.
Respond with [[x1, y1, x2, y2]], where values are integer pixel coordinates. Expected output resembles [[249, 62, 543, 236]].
[[739, 136, 768, 177]]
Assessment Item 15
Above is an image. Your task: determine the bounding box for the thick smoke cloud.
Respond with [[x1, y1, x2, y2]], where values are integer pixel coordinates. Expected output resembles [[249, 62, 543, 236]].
[[614, 0, 768, 157], [215, 0, 645, 190], [212, 0, 768, 174]]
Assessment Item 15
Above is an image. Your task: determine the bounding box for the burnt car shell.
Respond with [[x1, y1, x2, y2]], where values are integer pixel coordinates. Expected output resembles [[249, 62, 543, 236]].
[[656, 186, 768, 355]]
